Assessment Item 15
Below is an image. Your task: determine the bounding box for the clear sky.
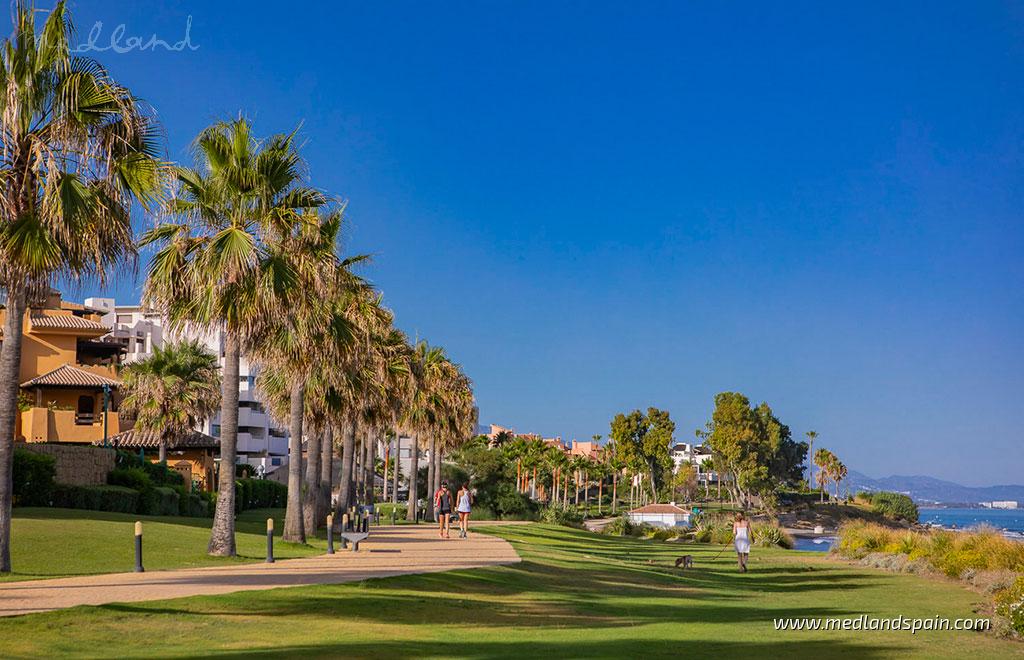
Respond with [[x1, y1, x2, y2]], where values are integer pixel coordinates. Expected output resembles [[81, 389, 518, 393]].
[[19, 1, 1023, 484]]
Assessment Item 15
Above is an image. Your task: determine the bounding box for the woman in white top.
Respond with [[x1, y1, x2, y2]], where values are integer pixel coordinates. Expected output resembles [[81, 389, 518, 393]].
[[456, 482, 473, 538], [733, 512, 752, 572]]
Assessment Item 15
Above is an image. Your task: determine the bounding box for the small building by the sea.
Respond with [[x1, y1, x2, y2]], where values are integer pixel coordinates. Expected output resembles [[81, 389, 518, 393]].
[[627, 503, 692, 528]]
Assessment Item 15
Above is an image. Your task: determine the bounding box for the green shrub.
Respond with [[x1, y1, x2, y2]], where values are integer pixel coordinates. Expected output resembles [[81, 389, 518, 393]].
[[870, 491, 919, 522], [12, 448, 56, 507], [752, 521, 794, 549], [540, 504, 584, 528], [995, 575, 1024, 637], [141, 460, 184, 487], [177, 489, 208, 517], [152, 486, 180, 516], [489, 482, 538, 520], [692, 512, 733, 544], [53, 484, 139, 513], [242, 479, 287, 509], [107, 467, 153, 492], [601, 514, 635, 537]]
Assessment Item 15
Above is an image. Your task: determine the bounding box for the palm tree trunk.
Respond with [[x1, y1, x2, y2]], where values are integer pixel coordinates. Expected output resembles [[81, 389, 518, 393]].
[[516, 459, 522, 493], [208, 330, 241, 556], [382, 440, 390, 502], [392, 436, 400, 505], [0, 288, 28, 572], [365, 431, 376, 505], [303, 423, 322, 533], [406, 434, 420, 522], [425, 437, 436, 521], [551, 469, 557, 505], [598, 478, 602, 515], [337, 420, 356, 518], [319, 426, 334, 525], [435, 446, 443, 495], [158, 428, 169, 464], [612, 473, 618, 514], [283, 381, 305, 543]]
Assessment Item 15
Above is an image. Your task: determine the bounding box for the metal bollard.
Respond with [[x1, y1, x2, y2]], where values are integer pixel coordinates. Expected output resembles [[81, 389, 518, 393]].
[[327, 514, 335, 554], [134, 521, 144, 573], [266, 518, 275, 563], [341, 514, 349, 549], [391, 508, 396, 525], [362, 512, 368, 533]]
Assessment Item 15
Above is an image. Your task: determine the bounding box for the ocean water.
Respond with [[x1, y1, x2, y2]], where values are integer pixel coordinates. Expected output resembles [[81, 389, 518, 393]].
[[918, 507, 1024, 538], [792, 507, 1024, 552]]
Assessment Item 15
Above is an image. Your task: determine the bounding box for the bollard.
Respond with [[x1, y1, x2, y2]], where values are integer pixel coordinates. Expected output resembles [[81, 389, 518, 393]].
[[391, 508, 396, 525], [362, 512, 368, 534], [341, 514, 349, 549], [266, 518, 275, 563], [327, 514, 335, 554], [134, 521, 144, 573]]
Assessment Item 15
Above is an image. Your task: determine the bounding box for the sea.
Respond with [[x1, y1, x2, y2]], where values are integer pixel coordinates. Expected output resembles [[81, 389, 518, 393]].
[[792, 507, 1024, 553]]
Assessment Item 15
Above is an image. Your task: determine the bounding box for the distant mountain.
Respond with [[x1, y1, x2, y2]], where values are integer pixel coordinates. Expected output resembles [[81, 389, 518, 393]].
[[844, 470, 1024, 505]]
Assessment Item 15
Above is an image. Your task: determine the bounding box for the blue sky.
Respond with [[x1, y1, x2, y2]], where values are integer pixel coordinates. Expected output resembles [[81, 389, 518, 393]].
[[21, 1, 1023, 484]]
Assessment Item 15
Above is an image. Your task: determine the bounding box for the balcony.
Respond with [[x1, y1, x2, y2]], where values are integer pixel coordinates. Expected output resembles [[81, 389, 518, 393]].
[[20, 408, 120, 443]]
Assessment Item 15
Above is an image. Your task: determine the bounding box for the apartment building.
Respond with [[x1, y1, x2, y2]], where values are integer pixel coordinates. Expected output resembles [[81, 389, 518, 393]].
[[86, 298, 290, 471]]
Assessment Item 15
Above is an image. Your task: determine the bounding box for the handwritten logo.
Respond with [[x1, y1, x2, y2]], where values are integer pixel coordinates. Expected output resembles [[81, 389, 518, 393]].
[[73, 16, 199, 54]]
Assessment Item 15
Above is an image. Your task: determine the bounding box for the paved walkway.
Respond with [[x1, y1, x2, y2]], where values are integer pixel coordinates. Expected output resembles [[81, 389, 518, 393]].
[[0, 524, 521, 617]]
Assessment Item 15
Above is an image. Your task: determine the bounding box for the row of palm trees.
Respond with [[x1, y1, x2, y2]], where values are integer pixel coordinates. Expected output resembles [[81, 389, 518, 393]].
[[813, 447, 847, 503], [0, 2, 474, 570]]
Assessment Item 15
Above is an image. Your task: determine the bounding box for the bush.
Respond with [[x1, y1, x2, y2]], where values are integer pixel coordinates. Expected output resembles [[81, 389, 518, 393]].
[[692, 512, 733, 544], [107, 467, 153, 492], [540, 504, 584, 528], [489, 482, 538, 520], [995, 575, 1024, 637], [142, 460, 184, 487], [752, 521, 794, 549], [870, 491, 919, 522], [52, 484, 139, 513], [152, 486, 180, 516], [237, 478, 287, 510], [179, 490, 209, 517], [601, 514, 635, 537], [12, 448, 56, 507]]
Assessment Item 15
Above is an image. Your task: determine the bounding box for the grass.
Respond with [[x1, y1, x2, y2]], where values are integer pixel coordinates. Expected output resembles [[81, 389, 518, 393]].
[[2, 507, 329, 581], [0, 522, 1019, 658]]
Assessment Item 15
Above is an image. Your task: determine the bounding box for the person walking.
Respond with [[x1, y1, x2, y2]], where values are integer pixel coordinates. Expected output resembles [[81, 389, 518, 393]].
[[733, 512, 752, 572], [456, 482, 473, 538], [434, 481, 453, 538]]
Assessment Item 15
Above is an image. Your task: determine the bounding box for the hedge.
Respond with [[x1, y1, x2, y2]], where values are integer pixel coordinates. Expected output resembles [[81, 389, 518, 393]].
[[53, 484, 140, 513], [12, 448, 56, 507], [235, 478, 287, 512]]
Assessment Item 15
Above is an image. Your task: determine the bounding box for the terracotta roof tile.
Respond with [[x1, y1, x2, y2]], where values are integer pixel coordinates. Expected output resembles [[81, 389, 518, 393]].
[[20, 364, 119, 388], [629, 504, 691, 514], [102, 429, 220, 450], [29, 314, 108, 332]]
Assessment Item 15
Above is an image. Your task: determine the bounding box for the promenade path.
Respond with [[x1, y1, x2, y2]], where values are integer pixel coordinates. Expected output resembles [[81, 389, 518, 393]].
[[0, 524, 521, 617]]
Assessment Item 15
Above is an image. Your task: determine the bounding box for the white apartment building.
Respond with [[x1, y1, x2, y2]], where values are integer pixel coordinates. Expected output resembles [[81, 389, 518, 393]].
[[670, 442, 717, 485], [85, 298, 290, 472]]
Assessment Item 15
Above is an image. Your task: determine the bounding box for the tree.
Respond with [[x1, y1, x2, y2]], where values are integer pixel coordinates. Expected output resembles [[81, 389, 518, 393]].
[[805, 430, 818, 487], [0, 1, 165, 572], [120, 341, 221, 463], [642, 407, 675, 500], [756, 403, 808, 488], [830, 456, 847, 502], [813, 448, 834, 503], [673, 463, 699, 503], [141, 118, 324, 556]]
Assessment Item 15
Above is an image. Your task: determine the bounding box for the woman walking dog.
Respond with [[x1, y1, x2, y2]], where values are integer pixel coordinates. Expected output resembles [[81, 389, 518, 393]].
[[733, 512, 752, 572]]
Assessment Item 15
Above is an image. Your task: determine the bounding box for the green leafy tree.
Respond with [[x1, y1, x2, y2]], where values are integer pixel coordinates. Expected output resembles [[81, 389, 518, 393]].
[[673, 462, 699, 503]]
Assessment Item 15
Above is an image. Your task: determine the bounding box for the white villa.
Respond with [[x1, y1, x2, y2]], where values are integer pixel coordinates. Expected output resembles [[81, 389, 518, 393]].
[[627, 503, 693, 528]]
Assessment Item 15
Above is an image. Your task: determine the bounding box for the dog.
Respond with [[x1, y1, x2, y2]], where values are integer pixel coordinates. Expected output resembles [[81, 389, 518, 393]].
[[674, 555, 694, 569]]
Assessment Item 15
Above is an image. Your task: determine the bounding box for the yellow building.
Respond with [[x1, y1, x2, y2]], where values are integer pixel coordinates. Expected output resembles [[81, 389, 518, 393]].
[[1, 291, 123, 444], [102, 430, 218, 492]]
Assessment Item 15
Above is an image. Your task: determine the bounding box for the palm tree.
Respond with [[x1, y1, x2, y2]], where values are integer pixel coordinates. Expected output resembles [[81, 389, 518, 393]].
[[141, 118, 325, 556], [805, 430, 818, 488], [605, 442, 625, 513], [0, 1, 166, 572], [401, 341, 447, 522], [120, 341, 221, 463], [813, 448, 833, 503], [831, 457, 847, 503]]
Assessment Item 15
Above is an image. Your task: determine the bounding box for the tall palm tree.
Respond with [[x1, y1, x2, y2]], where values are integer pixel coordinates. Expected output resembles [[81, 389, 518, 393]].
[[0, 1, 165, 572], [831, 457, 847, 502], [120, 341, 221, 463], [141, 118, 325, 556], [805, 430, 818, 487]]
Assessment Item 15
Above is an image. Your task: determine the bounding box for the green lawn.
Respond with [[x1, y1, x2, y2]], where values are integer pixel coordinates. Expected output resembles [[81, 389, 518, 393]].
[[2, 507, 329, 581], [0, 522, 1018, 658]]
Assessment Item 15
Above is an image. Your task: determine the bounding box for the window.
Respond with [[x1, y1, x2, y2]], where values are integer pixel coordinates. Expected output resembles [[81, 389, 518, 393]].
[[211, 424, 221, 437], [271, 458, 282, 466], [116, 314, 133, 324]]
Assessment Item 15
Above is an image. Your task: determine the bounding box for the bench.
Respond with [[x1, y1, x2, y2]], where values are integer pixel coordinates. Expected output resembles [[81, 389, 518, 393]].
[[340, 532, 369, 552]]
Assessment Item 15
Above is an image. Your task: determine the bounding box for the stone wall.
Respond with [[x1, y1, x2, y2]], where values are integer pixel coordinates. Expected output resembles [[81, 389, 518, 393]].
[[19, 443, 115, 486]]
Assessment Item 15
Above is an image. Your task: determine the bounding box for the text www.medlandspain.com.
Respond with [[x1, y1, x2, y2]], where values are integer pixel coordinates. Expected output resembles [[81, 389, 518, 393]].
[[773, 615, 991, 634]]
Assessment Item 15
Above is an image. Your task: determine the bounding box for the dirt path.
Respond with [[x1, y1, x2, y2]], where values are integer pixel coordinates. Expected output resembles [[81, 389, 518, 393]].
[[0, 524, 521, 617]]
